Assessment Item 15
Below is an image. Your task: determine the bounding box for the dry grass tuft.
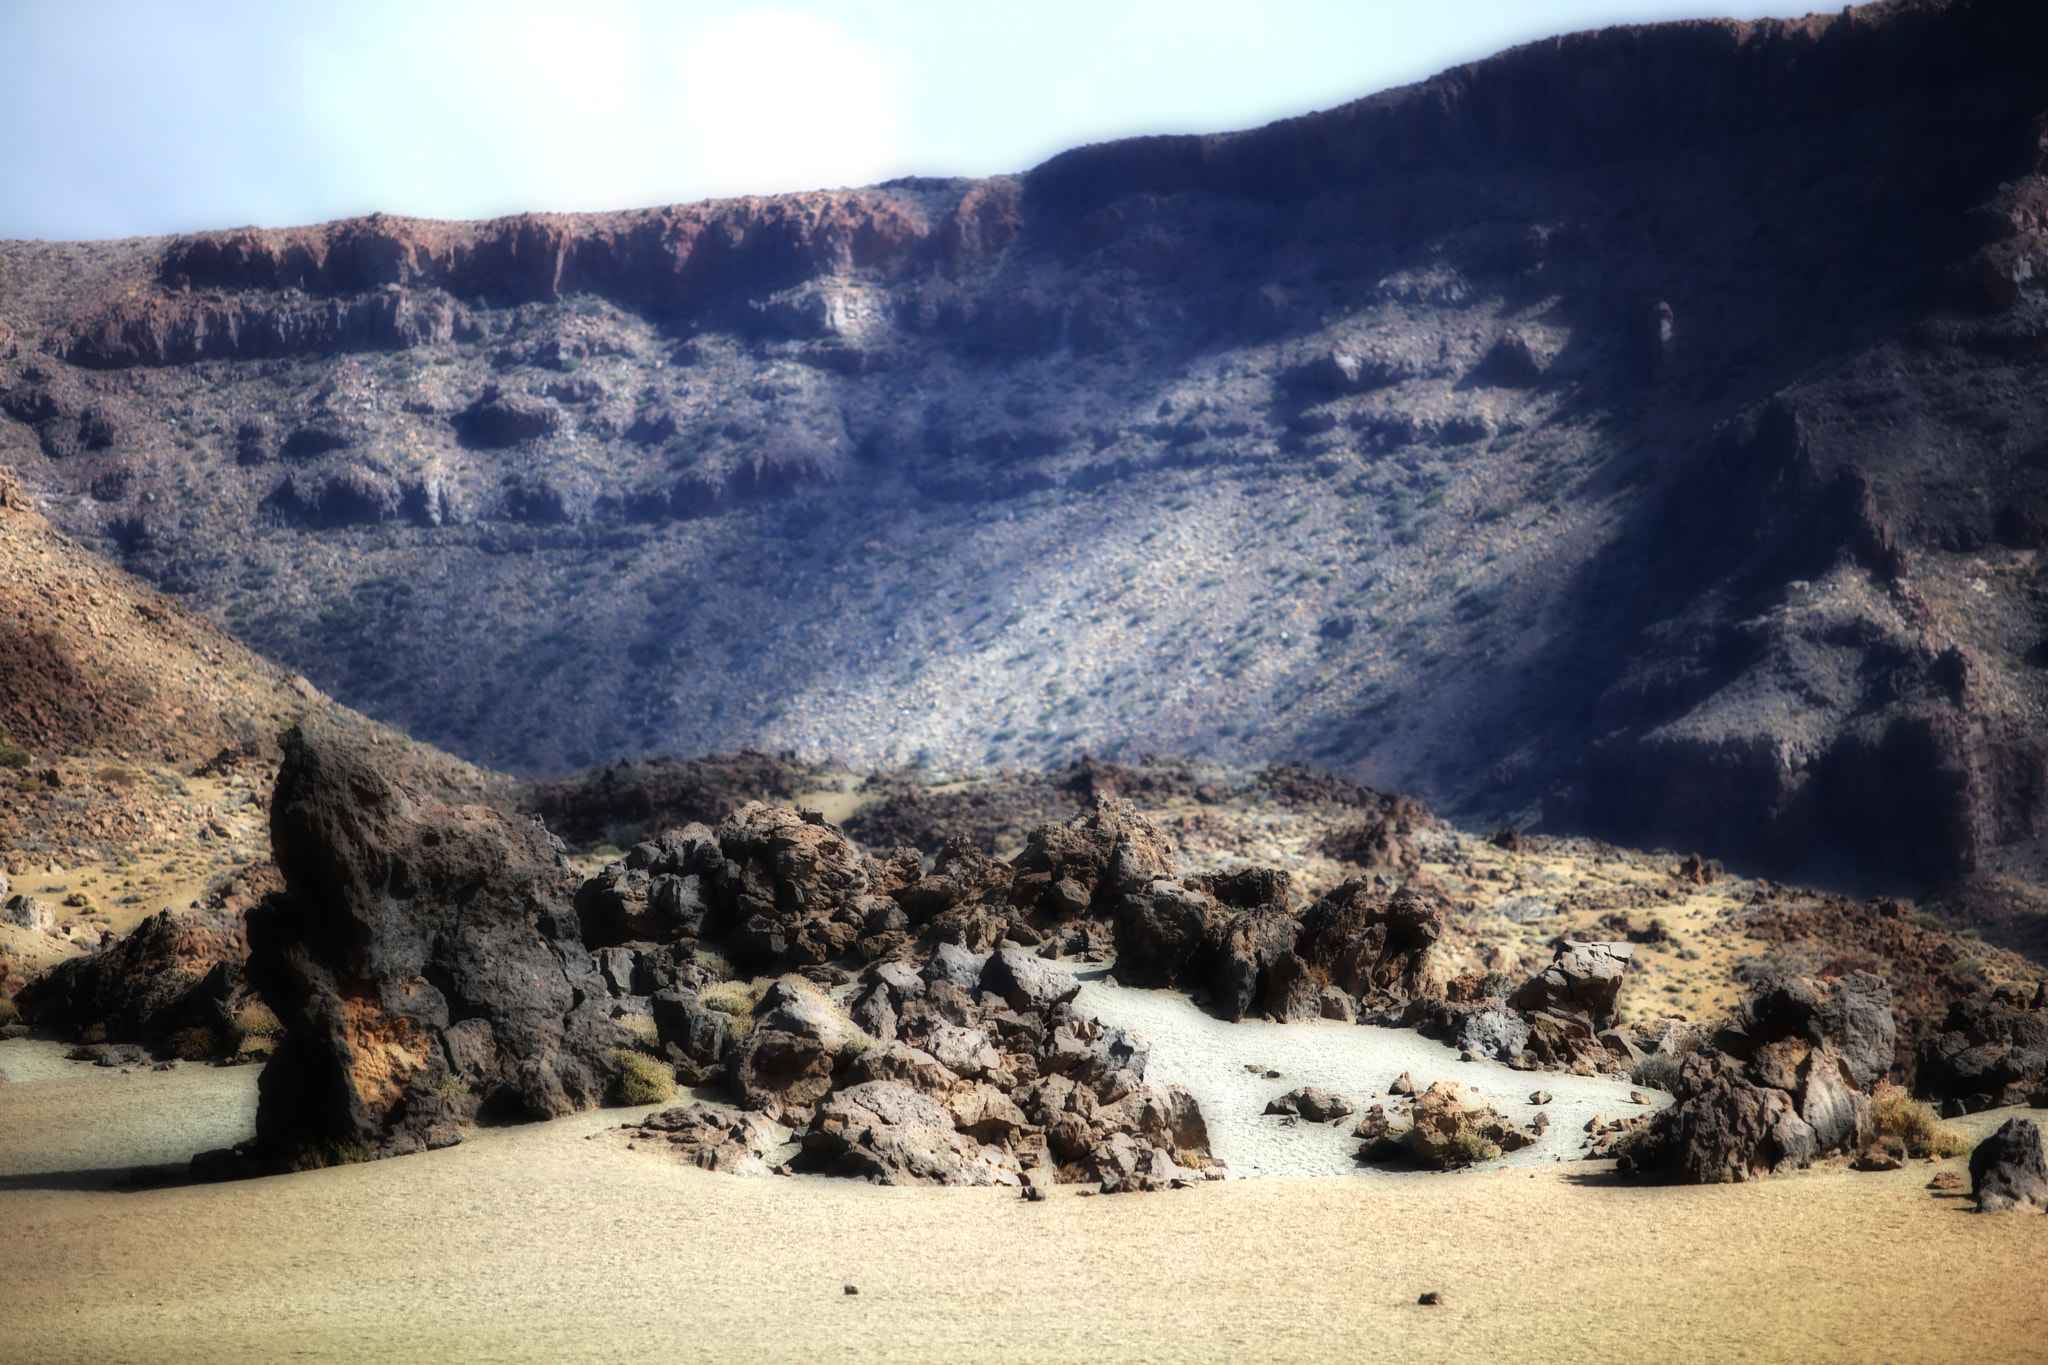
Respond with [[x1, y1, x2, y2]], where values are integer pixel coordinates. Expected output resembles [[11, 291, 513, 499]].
[[1870, 1087, 1968, 1159], [612, 1050, 676, 1106]]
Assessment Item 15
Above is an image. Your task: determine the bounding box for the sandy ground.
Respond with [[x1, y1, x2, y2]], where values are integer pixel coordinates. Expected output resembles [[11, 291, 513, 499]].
[[3, 1019, 2046, 1364]]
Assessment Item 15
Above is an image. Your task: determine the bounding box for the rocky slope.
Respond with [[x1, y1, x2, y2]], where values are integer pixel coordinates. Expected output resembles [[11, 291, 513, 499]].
[[3, 0, 2048, 889], [0, 461, 511, 997]]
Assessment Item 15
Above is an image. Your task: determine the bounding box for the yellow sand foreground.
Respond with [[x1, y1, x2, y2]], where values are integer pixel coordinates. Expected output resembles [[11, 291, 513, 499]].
[[2, 1067, 2044, 1365]]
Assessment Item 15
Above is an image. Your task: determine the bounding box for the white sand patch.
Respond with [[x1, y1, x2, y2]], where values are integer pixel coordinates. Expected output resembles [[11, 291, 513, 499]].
[[1074, 977, 1665, 1176]]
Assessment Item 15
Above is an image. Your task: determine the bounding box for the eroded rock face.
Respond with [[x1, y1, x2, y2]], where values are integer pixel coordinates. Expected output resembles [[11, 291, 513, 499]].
[[1512, 940, 1633, 1034], [1625, 973, 1895, 1184], [247, 729, 621, 1157]]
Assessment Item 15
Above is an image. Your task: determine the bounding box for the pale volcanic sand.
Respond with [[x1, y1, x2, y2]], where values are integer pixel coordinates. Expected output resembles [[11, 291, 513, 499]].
[[4, 1031, 2047, 1363]]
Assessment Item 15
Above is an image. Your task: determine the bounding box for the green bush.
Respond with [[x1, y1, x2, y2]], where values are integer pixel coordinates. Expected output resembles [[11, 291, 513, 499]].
[[613, 1050, 676, 1106], [0, 741, 30, 770], [0, 997, 17, 1026]]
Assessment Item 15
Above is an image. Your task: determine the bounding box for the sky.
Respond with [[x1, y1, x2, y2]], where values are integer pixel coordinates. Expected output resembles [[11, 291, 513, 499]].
[[0, 0, 1796, 243]]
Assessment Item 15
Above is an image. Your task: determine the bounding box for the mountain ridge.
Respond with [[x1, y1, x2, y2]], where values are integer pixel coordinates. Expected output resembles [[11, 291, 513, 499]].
[[3, 0, 2048, 891]]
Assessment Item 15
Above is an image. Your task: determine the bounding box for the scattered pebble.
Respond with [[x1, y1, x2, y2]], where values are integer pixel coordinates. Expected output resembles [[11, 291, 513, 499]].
[[844, 1285, 859, 1296], [1418, 1291, 1444, 1306]]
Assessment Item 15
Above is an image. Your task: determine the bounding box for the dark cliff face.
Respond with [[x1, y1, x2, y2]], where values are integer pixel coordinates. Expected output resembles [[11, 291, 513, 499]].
[[4, 0, 2048, 891]]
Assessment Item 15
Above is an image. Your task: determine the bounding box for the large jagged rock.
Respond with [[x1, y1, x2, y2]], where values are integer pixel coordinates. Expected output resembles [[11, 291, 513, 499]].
[[15, 908, 251, 1054], [1512, 940, 1634, 1034], [803, 1081, 1024, 1186], [246, 728, 623, 1157], [1399, 1081, 1534, 1168], [1294, 875, 1447, 1008], [1625, 972, 1894, 1183], [1006, 795, 1176, 919], [1970, 1117, 2047, 1214], [1211, 909, 1307, 1023], [978, 944, 1080, 1013], [713, 803, 871, 965], [1917, 984, 2048, 1114], [729, 976, 857, 1123], [1110, 882, 1222, 989]]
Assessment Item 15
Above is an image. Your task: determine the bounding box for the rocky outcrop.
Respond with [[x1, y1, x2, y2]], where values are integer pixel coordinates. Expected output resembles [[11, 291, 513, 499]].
[[1970, 1118, 2047, 1214], [246, 728, 624, 1157], [630, 1103, 782, 1176], [1381, 1081, 1536, 1169], [796, 958, 1209, 1189], [63, 187, 1025, 368], [1624, 973, 1895, 1184], [1295, 876, 1448, 1008], [1916, 983, 2048, 1114], [14, 908, 250, 1058]]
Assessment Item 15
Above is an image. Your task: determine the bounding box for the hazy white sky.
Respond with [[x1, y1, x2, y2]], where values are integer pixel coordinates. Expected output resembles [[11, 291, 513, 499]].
[[0, 0, 1794, 242]]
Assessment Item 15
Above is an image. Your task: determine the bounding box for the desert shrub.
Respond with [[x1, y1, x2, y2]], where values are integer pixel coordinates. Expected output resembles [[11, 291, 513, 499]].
[[612, 1049, 676, 1106], [436, 1073, 470, 1096], [1870, 1088, 1968, 1159], [701, 984, 758, 1038], [285, 1138, 374, 1173], [837, 1031, 873, 1065], [616, 1012, 661, 1052], [1479, 969, 1516, 1000], [1449, 1129, 1501, 1166], [79, 1023, 109, 1045], [171, 1026, 219, 1060], [233, 1002, 282, 1039], [1631, 1053, 1686, 1094], [97, 765, 142, 788], [0, 997, 17, 1027], [1909, 910, 1943, 931], [1054, 1161, 1091, 1185], [0, 742, 30, 770]]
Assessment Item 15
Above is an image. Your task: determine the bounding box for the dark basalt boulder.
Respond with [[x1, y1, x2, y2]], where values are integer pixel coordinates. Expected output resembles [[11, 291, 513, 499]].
[[1624, 972, 1895, 1184], [1211, 909, 1306, 1023], [1110, 883, 1222, 989], [1970, 1117, 2047, 1214], [1917, 984, 2048, 1115], [978, 944, 1081, 1013], [1266, 1086, 1357, 1122], [246, 728, 623, 1158]]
